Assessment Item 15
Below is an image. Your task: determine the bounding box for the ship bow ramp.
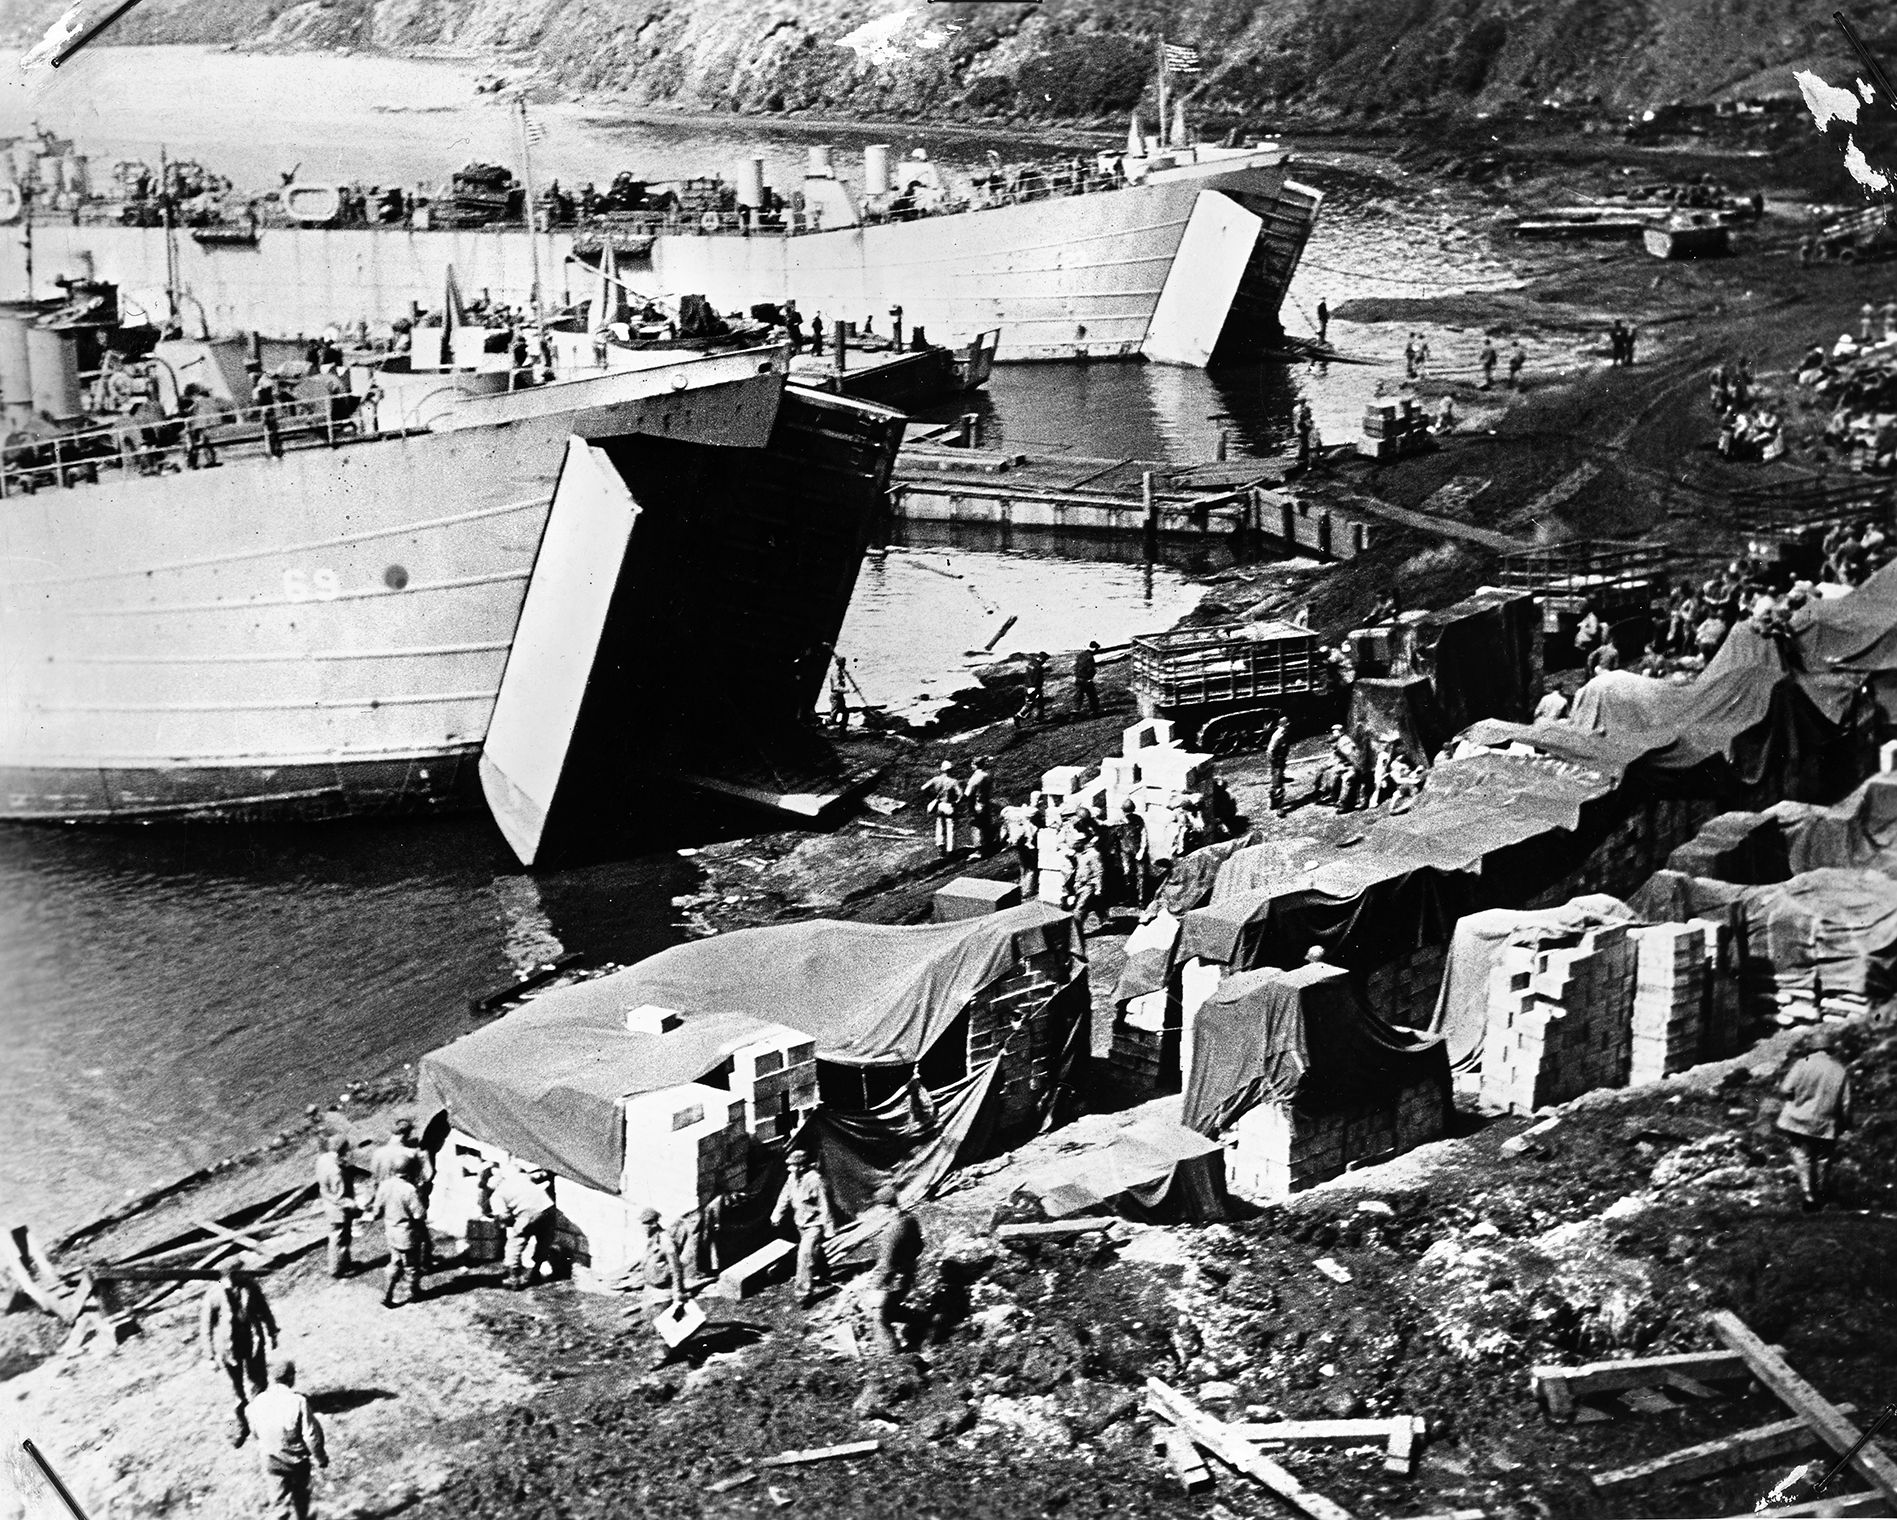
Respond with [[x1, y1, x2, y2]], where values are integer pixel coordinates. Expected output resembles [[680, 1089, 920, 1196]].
[[481, 386, 905, 865]]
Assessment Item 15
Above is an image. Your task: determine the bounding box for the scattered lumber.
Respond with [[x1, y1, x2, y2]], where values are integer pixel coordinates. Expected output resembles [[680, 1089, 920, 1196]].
[[1145, 1378, 1356, 1520], [188, 1218, 273, 1255], [5, 1226, 76, 1320], [1592, 1405, 1858, 1490], [1230, 1417, 1418, 1446], [993, 1219, 1115, 1244], [1709, 1311, 1897, 1508], [90, 1263, 226, 1283], [1532, 1346, 1773, 1421], [1385, 1416, 1422, 1477], [1158, 1428, 1213, 1492], [704, 1473, 757, 1494], [755, 1440, 882, 1469]]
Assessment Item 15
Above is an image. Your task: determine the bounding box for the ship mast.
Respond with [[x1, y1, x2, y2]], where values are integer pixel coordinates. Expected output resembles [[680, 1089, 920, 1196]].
[[514, 95, 547, 369], [1156, 33, 1169, 150], [159, 144, 179, 327]]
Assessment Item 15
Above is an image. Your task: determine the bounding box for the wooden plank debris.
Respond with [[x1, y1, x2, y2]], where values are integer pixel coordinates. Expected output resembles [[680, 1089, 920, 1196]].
[[1145, 1378, 1355, 1520], [1385, 1417, 1423, 1477], [1158, 1428, 1214, 1492], [1709, 1311, 1897, 1508], [1229, 1418, 1415, 1446], [188, 1218, 272, 1256], [704, 1473, 758, 1494], [1532, 1346, 1778, 1419], [1312, 1257, 1352, 1284], [1592, 1404, 1858, 1490], [755, 1440, 882, 1469], [993, 1219, 1115, 1244], [1620, 1386, 1681, 1414]]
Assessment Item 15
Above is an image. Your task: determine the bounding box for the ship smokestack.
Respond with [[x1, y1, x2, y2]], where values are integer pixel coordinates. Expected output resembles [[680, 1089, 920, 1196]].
[[736, 155, 765, 209], [864, 144, 891, 196], [807, 145, 835, 179], [1127, 112, 1144, 157]]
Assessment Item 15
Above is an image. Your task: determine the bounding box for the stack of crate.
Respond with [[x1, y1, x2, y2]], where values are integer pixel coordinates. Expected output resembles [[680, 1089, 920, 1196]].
[[622, 1082, 750, 1221], [1107, 993, 1178, 1094], [969, 927, 1074, 1137], [728, 1024, 818, 1145], [1356, 399, 1429, 460], [1629, 922, 1707, 1084], [1362, 942, 1448, 1032], [1479, 923, 1637, 1114], [1227, 1088, 1447, 1203]]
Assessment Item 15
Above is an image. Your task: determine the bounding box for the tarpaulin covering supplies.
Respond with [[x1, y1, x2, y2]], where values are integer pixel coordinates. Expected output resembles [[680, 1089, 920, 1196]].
[[1515, 618, 1870, 804], [1771, 774, 1897, 877], [1181, 857, 1469, 975], [1429, 896, 1639, 1071], [1409, 588, 1542, 737], [1628, 866, 1897, 1000], [1182, 963, 1451, 1137], [1349, 677, 1438, 769], [1012, 1117, 1229, 1222], [419, 900, 1075, 1195]]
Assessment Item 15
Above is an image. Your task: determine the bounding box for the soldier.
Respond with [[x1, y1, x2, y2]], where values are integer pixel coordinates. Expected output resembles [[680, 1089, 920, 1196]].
[[1507, 343, 1526, 390], [1479, 338, 1498, 390], [1021, 651, 1050, 725], [1114, 798, 1149, 906], [248, 1356, 327, 1520], [201, 1263, 279, 1445], [1072, 641, 1101, 718], [829, 654, 852, 732], [1297, 400, 1315, 468], [314, 1135, 359, 1279], [772, 1149, 838, 1307], [636, 1207, 688, 1314], [966, 756, 996, 854], [919, 760, 964, 856], [1775, 1029, 1853, 1211], [1069, 835, 1105, 940], [487, 1162, 557, 1292], [1264, 716, 1294, 813], [1315, 297, 1330, 346], [373, 1152, 427, 1308], [865, 1184, 923, 1357]]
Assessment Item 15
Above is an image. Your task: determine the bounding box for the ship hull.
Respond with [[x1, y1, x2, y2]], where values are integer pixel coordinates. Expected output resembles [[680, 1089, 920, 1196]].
[[0, 154, 1319, 367], [0, 351, 837, 823]]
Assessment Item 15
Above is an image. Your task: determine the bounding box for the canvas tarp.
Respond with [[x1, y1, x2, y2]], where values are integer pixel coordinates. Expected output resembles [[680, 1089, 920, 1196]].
[[1628, 865, 1897, 1000], [1410, 588, 1541, 734], [1428, 895, 1639, 1070], [1179, 856, 1470, 975], [1182, 963, 1451, 1136], [1012, 1117, 1229, 1222], [418, 900, 1073, 1194], [1111, 907, 1182, 1005], [1771, 774, 1897, 877]]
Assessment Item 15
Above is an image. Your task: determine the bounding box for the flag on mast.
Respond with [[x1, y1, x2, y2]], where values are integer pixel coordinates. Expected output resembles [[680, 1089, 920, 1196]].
[[1162, 42, 1201, 74]]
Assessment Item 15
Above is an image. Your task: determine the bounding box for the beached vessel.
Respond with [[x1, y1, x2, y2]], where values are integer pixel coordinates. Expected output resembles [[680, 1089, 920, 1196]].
[[0, 132, 1320, 370], [0, 341, 905, 823]]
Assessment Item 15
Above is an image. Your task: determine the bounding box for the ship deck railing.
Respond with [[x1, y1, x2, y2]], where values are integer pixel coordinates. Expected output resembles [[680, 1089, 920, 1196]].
[[0, 394, 371, 497]]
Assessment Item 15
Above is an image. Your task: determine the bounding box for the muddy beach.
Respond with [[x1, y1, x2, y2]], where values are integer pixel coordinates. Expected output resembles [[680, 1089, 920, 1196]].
[[8, 115, 1897, 1520]]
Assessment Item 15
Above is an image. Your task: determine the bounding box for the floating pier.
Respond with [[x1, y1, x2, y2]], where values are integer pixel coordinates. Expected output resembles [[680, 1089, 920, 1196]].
[[887, 446, 1376, 560]]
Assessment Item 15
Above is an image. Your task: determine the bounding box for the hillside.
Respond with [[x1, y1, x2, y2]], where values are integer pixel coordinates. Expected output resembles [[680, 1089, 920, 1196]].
[[32, 0, 1895, 126]]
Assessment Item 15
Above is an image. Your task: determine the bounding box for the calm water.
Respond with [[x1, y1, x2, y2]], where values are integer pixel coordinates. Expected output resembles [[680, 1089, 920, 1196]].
[[0, 48, 1525, 1237]]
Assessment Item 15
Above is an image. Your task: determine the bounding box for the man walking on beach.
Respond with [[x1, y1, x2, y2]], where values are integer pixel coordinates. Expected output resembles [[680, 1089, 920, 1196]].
[[1508, 343, 1526, 390], [315, 1135, 359, 1279], [1479, 339, 1497, 390], [201, 1263, 279, 1445], [248, 1356, 327, 1520], [1114, 798, 1149, 907], [1072, 641, 1101, 718], [772, 1149, 837, 1307], [865, 1184, 923, 1357], [1296, 400, 1315, 468], [829, 654, 853, 732], [1775, 1029, 1853, 1211], [1315, 298, 1330, 346]]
